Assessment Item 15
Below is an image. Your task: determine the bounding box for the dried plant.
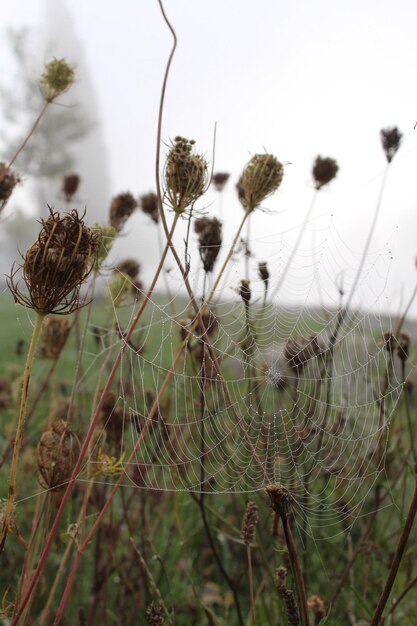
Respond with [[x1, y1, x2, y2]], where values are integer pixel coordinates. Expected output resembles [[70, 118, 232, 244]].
[[39, 58, 75, 102], [211, 172, 230, 191], [0, 163, 20, 208], [164, 136, 208, 213], [140, 192, 160, 223], [312, 155, 338, 190], [109, 192, 138, 231], [37, 420, 79, 494], [62, 173, 80, 202], [39, 317, 71, 359], [194, 216, 222, 273], [380, 126, 402, 163], [241, 153, 284, 210]]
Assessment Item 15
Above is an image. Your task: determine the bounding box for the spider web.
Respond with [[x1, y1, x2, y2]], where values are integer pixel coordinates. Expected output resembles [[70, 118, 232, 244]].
[[66, 196, 414, 540]]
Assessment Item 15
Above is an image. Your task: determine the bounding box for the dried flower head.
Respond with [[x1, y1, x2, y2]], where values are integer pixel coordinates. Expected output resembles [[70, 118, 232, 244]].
[[275, 566, 300, 626], [0, 163, 21, 207], [241, 501, 259, 545], [109, 192, 138, 232], [140, 192, 160, 223], [62, 173, 80, 202], [194, 217, 222, 273], [307, 595, 325, 625], [284, 335, 320, 373], [164, 136, 208, 213], [239, 279, 251, 305], [116, 258, 141, 279], [37, 420, 79, 492], [8, 208, 99, 315], [265, 483, 290, 518], [39, 58, 75, 102], [212, 172, 230, 191], [241, 153, 284, 210], [145, 603, 165, 625], [258, 261, 269, 285], [93, 224, 117, 270], [312, 155, 338, 190], [380, 127, 402, 163], [40, 317, 71, 359]]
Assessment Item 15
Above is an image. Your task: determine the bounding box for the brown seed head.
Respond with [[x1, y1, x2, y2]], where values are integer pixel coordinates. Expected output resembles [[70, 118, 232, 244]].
[[241, 153, 284, 210], [40, 317, 71, 359], [212, 172, 230, 191], [194, 216, 222, 273], [239, 279, 251, 305], [0, 163, 21, 207], [39, 58, 75, 102], [37, 419, 79, 492], [307, 595, 325, 625], [164, 136, 208, 213], [109, 192, 138, 232], [397, 332, 410, 362], [381, 331, 396, 353], [312, 155, 338, 190], [265, 483, 290, 518], [380, 127, 402, 163], [284, 335, 320, 373], [8, 207, 99, 314], [241, 501, 259, 545], [62, 173, 80, 201], [116, 258, 141, 279], [145, 602, 165, 625], [140, 192, 159, 223], [275, 566, 300, 625], [258, 261, 269, 285]]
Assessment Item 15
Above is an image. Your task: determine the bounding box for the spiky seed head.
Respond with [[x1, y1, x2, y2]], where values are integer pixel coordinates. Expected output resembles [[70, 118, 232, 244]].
[[140, 192, 159, 223], [37, 420, 79, 492], [380, 127, 402, 163], [8, 208, 99, 315], [239, 279, 251, 305], [164, 136, 208, 213], [0, 163, 20, 207], [39, 58, 75, 102], [212, 172, 230, 191], [241, 501, 259, 545], [194, 217, 222, 273], [241, 153, 284, 210], [40, 317, 71, 359], [307, 595, 325, 625], [145, 603, 165, 625], [312, 156, 338, 190], [109, 192, 138, 232], [62, 173, 80, 201]]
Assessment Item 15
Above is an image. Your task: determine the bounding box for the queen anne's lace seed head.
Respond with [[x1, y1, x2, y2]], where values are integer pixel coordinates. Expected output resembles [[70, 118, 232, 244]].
[[164, 137, 208, 213], [241, 153, 284, 210]]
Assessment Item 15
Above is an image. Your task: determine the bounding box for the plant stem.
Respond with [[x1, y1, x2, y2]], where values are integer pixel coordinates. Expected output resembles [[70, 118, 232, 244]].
[[370, 474, 417, 625], [247, 544, 256, 626], [0, 312, 45, 554]]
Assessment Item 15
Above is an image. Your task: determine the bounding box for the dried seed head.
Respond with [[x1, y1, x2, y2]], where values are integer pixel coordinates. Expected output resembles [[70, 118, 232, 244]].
[[109, 192, 138, 232], [116, 258, 141, 279], [8, 208, 99, 315], [275, 567, 300, 625], [258, 261, 269, 285], [381, 331, 396, 353], [265, 484, 290, 518], [145, 603, 165, 625], [312, 156, 338, 190], [284, 335, 320, 373], [164, 136, 208, 213], [212, 172, 230, 191], [241, 501, 259, 545], [239, 279, 251, 305], [381, 127, 402, 163], [62, 173, 80, 201], [93, 224, 117, 270], [194, 217, 222, 273], [39, 58, 75, 102], [307, 595, 325, 625], [241, 153, 284, 210], [40, 317, 71, 359], [37, 419, 79, 492], [140, 192, 159, 223], [397, 333, 410, 362], [0, 163, 21, 207]]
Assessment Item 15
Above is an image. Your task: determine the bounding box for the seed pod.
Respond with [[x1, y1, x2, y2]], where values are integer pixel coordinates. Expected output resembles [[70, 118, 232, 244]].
[[39, 58, 75, 102], [140, 192, 159, 223], [241, 153, 284, 210], [380, 127, 402, 163], [0, 163, 20, 207], [241, 501, 259, 545], [164, 136, 208, 213], [109, 192, 138, 232], [62, 173, 80, 201], [194, 217, 222, 273], [312, 155, 338, 190], [8, 207, 99, 315], [258, 261, 269, 286], [37, 420, 79, 493], [40, 317, 71, 359], [212, 172, 230, 191], [239, 279, 251, 305]]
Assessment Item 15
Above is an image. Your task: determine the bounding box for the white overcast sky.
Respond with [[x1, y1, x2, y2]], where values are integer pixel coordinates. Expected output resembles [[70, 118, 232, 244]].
[[1, 0, 417, 316]]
